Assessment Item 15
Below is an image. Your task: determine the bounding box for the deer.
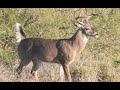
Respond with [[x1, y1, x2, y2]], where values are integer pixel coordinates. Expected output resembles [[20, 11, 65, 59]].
[[15, 15, 99, 82]]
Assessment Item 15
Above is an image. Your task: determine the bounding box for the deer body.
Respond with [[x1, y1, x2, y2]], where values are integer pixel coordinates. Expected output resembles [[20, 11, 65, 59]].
[[18, 30, 88, 63], [16, 15, 99, 82], [18, 38, 58, 63], [17, 29, 89, 82]]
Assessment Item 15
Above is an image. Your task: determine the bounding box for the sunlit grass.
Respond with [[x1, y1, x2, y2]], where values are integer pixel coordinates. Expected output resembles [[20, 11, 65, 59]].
[[0, 8, 120, 81]]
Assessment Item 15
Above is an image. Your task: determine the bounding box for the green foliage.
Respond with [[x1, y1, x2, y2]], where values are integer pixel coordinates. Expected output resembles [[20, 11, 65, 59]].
[[0, 8, 120, 64]]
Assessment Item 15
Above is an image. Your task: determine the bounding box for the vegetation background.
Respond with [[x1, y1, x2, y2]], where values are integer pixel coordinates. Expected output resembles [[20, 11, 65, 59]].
[[0, 8, 120, 82]]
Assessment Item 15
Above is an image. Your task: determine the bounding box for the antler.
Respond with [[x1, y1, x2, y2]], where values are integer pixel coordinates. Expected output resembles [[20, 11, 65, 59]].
[[71, 16, 84, 28], [76, 12, 100, 23], [76, 15, 93, 24], [75, 16, 85, 25], [72, 12, 99, 28]]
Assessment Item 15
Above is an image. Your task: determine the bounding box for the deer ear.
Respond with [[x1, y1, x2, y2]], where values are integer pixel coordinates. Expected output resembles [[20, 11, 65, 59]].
[[74, 22, 83, 28]]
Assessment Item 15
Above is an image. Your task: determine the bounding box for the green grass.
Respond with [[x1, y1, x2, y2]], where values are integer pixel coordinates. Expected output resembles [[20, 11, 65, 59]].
[[0, 8, 120, 81], [0, 8, 120, 65]]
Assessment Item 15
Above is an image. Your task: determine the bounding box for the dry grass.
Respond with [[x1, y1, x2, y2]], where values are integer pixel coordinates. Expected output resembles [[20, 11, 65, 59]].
[[71, 58, 120, 82], [0, 58, 120, 82], [0, 8, 120, 82], [0, 60, 63, 82]]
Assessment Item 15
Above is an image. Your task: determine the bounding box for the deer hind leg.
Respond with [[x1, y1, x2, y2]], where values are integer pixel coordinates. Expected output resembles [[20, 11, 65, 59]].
[[16, 59, 31, 75], [31, 59, 42, 81]]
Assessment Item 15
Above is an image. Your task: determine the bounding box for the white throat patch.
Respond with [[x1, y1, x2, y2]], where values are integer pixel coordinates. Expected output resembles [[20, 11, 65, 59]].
[[83, 35, 88, 43]]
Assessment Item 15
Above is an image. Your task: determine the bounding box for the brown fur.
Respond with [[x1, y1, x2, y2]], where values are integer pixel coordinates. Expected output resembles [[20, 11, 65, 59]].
[[16, 22, 99, 82]]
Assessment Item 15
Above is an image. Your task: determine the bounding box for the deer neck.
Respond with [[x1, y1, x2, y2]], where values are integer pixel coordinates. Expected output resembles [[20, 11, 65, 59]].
[[71, 29, 89, 51]]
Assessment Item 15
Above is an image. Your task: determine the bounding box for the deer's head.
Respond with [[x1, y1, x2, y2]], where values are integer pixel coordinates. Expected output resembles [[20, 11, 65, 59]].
[[73, 15, 99, 38]]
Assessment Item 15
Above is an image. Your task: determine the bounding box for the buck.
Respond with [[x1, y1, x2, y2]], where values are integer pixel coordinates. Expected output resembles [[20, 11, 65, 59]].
[[15, 15, 99, 82]]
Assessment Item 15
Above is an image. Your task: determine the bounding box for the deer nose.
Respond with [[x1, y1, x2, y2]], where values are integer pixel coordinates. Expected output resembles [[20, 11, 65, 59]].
[[94, 32, 99, 38], [95, 33, 99, 35]]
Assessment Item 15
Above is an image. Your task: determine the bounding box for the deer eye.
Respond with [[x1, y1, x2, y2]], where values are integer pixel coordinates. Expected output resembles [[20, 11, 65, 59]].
[[85, 29, 91, 33], [85, 28, 90, 30]]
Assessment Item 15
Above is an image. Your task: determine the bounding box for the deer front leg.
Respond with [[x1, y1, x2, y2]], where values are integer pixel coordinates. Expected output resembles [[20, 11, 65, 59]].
[[62, 63, 72, 82]]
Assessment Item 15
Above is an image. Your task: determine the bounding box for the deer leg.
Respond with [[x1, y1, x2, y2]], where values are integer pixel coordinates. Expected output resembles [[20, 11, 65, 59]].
[[16, 59, 31, 75], [62, 63, 72, 82], [31, 59, 42, 81]]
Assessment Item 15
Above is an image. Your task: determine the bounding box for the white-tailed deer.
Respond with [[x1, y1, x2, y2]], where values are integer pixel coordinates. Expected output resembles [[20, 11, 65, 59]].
[[15, 15, 99, 82]]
